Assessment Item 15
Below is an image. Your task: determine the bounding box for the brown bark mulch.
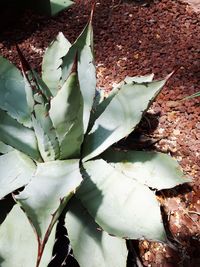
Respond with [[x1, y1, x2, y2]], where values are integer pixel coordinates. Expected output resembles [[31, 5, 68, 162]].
[[0, 0, 200, 266]]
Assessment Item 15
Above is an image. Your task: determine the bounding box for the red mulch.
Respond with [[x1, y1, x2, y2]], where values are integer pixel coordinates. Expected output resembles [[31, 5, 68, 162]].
[[0, 0, 200, 266]]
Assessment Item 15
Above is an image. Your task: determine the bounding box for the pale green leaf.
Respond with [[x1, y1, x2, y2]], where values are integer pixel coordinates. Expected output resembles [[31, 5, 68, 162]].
[[49, 72, 84, 159], [50, 0, 74, 16], [0, 141, 13, 154], [17, 45, 52, 101], [0, 109, 41, 161], [77, 21, 96, 133], [32, 70, 52, 100], [89, 73, 154, 130], [0, 56, 31, 127], [23, 72, 35, 113], [16, 159, 82, 241], [77, 159, 167, 242], [61, 20, 96, 133], [0, 150, 35, 199], [32, 101, 60, 161], [65, 198, 128, 267], [102, 149, 191, 190], [59, 119, 84, 160], [89, 73, 155, 131], [24, 65, 60, 161], [92, 88, 106, 109], [60, 46, 76, 86], [0, 204, 56, 267], [82, 79, 167, 161], [42, 32, 71, 96], [88, 87, 118, 132]]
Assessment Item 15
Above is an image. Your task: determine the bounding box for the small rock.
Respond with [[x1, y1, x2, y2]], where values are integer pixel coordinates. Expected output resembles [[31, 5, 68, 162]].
[[173, 129, 180, 135], [196, 122, 200, 129], [166, 101, 179, 108]]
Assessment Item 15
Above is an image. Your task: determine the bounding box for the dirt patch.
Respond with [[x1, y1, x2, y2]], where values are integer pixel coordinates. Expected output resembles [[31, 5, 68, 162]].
[[0, 0, 199, 266]]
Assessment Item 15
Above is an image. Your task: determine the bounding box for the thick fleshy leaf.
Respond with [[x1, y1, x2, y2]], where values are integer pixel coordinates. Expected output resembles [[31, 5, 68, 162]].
[[0, 141, 13, 154], [16, 159, 82, 242], [16, 45, 52, 101], [20, 59, 60, 161], [0, 150, 35, 199], [88, 74, 155, 132], [65, 198, 128, 267], [32, 70, 52, 100], [28, 0, 73, 16], [22, 71, 35, 113], [77, 159, 166, 242], [0, 204, 56, 267], [92, 88, 106, 110], [50, 0, 74, 16], [0, 109, 41, 161], [22, 67, 59, 161], [49, 72, 84, 159], [0, 56, 31, 127], [42, 32, 71, 96], [88, 87, 119, 133], [32, 100, 60, 161], [77, 21, 96, 133], [61, 18, 96, 133], [102, 149, 191, 190], [82, 79, 167, 161], [17, 45, 57, 161]]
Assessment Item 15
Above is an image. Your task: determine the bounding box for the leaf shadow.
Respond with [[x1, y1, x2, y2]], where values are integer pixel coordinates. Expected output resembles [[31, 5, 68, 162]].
[[77, 161, 104, 220], [117, 111, 161, 151], [0, 193, 15, 225], [83, 124, 117, 160], [48, 208, 79, 267]]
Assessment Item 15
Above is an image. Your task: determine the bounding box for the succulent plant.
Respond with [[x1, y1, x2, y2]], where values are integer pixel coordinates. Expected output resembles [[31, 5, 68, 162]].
[[2, 0, 74, 17], [0, 12, 190, 267], [30, 0, 74, 16]]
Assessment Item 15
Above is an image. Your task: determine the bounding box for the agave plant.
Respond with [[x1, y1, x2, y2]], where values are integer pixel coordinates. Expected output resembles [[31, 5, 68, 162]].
[[0, 13, 190, 267], [29, 0, 74, 16], [2, 0, 73, 17]]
